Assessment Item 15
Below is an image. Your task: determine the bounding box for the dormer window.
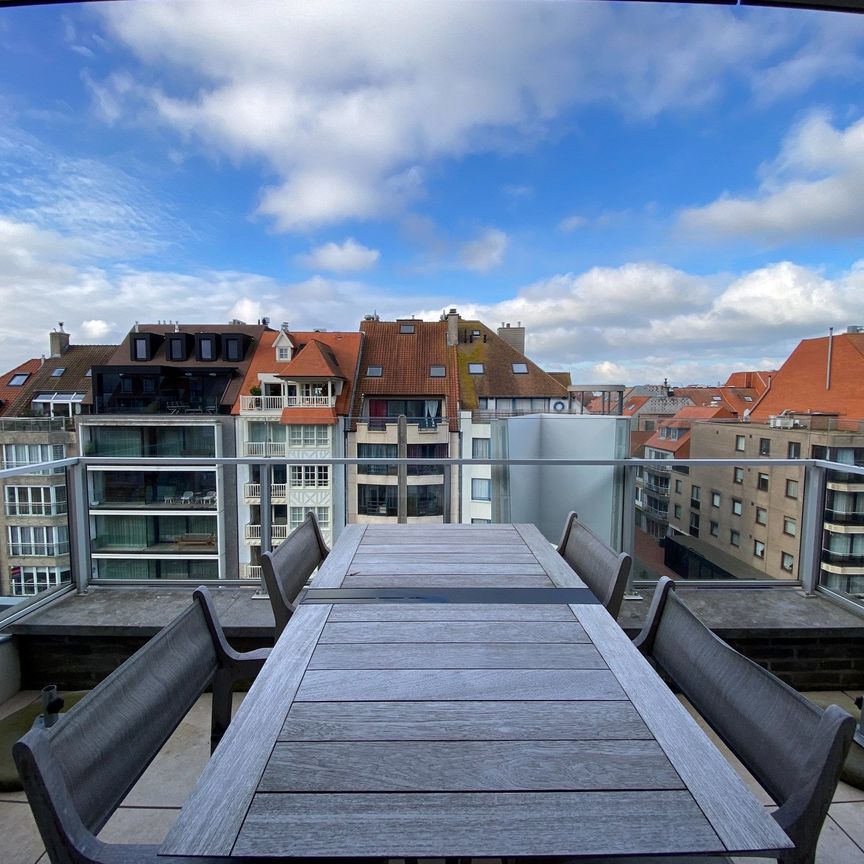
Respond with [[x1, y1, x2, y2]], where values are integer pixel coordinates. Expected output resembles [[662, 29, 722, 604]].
[[167, 335, 188, 361], [132, 336, 150, 361], [277, 347, 291, 361], [196, 334, 218, 361], [430, 365, 446, 378], [224, 335, 243, 362]]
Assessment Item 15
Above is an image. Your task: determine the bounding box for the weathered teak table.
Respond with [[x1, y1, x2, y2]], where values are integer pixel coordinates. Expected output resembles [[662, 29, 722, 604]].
[[161, 523, 792, 860]]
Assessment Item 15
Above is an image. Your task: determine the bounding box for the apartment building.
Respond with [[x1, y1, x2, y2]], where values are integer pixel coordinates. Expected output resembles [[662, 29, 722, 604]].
[[232, 327, 362, 577], [455, 315, 571, 524], [80, 322, 268, 582], [0, 328, 115, 597], [665, 330, 864, 594], [347, 315, 460, 523]]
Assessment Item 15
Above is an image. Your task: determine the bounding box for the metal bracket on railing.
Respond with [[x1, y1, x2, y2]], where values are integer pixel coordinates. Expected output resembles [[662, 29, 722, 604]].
[[34, 684, 64, 729]]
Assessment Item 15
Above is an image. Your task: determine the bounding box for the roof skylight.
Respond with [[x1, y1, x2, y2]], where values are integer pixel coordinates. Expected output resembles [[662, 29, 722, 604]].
[[51, 367, 65, 377], [8, 373, 29, 386], [366, 366, 383, 377], [468, 363, 485, 374], [430, 365, 446, 377], [512, 363, 528, 374]]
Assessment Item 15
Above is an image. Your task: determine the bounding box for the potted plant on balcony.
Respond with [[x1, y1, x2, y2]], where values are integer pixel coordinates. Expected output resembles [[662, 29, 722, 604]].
[[250, 385, 262, 396]]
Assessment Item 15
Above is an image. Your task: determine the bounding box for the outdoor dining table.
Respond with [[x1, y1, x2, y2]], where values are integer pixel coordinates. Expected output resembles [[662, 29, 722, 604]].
[[160, 522, 792, 861]]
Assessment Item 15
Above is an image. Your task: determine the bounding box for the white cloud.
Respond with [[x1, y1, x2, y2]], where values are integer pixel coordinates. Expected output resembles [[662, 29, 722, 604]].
[[559, 215, 587, 233], [679, 113, 864, 242], [458, 228, 509, 273], [80, 319, 112, 339], [296, 238, 380, 272], [91, 1, 858, 232]]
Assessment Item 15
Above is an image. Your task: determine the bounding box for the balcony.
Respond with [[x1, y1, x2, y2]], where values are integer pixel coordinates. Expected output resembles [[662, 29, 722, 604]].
[[242, 482, 288, 500], [4, 502, 68, 517], [239, 395, 336, 412], [244, 441, 287, 457], [643, 478, 670, 495], [8, 542, 69, 557], [244, 523, 290, 544]]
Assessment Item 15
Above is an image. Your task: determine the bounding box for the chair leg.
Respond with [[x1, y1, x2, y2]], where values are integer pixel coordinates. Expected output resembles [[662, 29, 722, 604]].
[[210, 668, 233, 753]]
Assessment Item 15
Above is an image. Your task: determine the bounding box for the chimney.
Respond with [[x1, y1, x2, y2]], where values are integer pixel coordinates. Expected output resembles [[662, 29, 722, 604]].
[[497, 321, 526, 354], [446, 308, 459, 347], [49, 323, 70, 358]]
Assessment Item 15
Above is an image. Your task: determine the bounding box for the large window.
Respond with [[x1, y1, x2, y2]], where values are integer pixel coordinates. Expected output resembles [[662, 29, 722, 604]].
[[471, 478, 492, 501], [3, 444, 65, 471], [290, 506, 330, 531], [9, 565, 70, 596], [358, 484, 397, 516], [358, 443, 397, 475], [289, 465, 330, 488], [287, 425, 330, 447], [8, 525, 69, 556], [735, 435, 745, 452], [4, 485, 66, 516], [408, 484, 443, 516], [472, 438, 491, 459]]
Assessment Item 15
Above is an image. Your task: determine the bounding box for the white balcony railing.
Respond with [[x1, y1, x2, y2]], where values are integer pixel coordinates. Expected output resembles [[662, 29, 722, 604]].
[[243, 442, 287, 458], [244, 524, 290, 543], [240, 564, 263, 580], [240, 395, 335, 412], [243, 483, 288, 500]]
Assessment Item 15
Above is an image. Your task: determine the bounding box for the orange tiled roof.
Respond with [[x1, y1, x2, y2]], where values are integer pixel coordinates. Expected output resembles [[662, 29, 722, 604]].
[[354, 319, 460, 431], [0, 359, 40, 416], [752, 334, 864, 421], [280, 407, 338, 425], [643, 430, 691, 456], [234, 330, 362, 416], [277, 339, 345, 379]]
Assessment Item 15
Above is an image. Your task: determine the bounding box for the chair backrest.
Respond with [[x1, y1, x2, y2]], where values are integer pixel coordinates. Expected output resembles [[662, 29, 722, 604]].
[[261, 511, 329, 639], [13, 594, 220, 863], [636, 577, 855, 864], [557, 511, 631, 619]]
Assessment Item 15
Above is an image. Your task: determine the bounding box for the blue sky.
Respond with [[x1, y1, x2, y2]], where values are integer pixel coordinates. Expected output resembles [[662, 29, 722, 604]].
[[2, 1, 864, 385]]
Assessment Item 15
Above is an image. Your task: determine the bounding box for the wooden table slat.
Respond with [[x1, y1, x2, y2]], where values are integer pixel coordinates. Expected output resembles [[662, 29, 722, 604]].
[[318, 620, 589, 643], [260, 739, 684, 792], [343, 572, 554, 588], [327, 602, 578, 621], [309, 523, 366, 589], [308, 641, 606, 669], [346, 561, 547, 575], [296, 668, 627, 701], [280, 699, 653, 741], [233, 791, 722, 859]]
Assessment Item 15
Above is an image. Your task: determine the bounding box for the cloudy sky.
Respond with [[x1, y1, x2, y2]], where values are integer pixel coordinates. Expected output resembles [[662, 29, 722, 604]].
[[2, 0, 864, 384]]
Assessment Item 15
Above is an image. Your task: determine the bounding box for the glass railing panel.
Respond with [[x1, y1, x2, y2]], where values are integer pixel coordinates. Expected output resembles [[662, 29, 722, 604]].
[[632, 462, 806, 583], [818, 466, 864, 603]]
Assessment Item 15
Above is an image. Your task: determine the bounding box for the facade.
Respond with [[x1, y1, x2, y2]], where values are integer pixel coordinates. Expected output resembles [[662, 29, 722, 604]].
[[348, 315, 460, 523], [81, 323, 268, 582], [0, 329, 115, 596], [233, 327, 362, 578]]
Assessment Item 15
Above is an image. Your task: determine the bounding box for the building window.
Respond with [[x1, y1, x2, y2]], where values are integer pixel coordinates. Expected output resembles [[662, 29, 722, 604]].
[[197, 336, 216, 361], [472, 438, 491, 459], [690, 485, 701, 509], [786, 478, 799, 499], [711, 491, 721, 508], [674, 479, 682, 494], [408, 484, 444, 517], [512, 363, 528, 374], [287, 425, 330, 448], [224, 336, 243, 362], [471, 478, 492, 501], [643, 420, 655, 432], [289, 465, 329, 488], [710, 520, 719, 537], [168, 336, 186, 361], [366, 366, 383, 377], [468, 363, 485, 374], [733, 467, 744, 484], [10, 565, 70, 596], [735, 435, 745, 452], [781, 552, 794, 573], [132, 336, 149, 360], [430, 365, 446, 378], [788, 441, 801, 459], [51, 367, 65, 377], [756, 507, 767, 526], [753, 540, 765, 559], [783, 517, 797, 536], [277, 347, 291, 361], [757, 473, 769, 492], [399, 323, 415, 334], [732, 498, 742, 516], [358, 485, 397, 517], [7, 525, 69, 557], [730, 529, 740, 547], [290, 506, 329, 531], [2, 443, 65, 471], [673, 504, 682, 519], [8, 373, 29, 386], [4, 486, 66, 516], [759, 438, 771, 456], [689, 513, 700, 537]]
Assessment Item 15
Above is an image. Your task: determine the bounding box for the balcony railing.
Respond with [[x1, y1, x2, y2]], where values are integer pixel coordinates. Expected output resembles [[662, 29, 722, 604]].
[[824, 509, 864, 525], [4, 503, 68, 517], [0, 454, 862, 626], [240, 395, 335, 412], [8, 542, 70, 557], [244, 442, 287, 457], [0, 417, 75, 432], [643, 479, 669, 495], [240, 564, 262, 580]]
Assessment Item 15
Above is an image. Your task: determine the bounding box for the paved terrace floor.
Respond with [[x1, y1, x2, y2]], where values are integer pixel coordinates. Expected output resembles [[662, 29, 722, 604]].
[[1, 689, 861, 864]]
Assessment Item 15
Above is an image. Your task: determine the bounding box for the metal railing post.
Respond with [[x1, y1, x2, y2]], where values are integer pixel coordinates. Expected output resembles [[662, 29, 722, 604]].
[[66, 460, 91, 594], [397, 415, 407, 523], [260, 464, 272, 554], [800, 464, 826, 596], [622, 462, 640, 600]]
